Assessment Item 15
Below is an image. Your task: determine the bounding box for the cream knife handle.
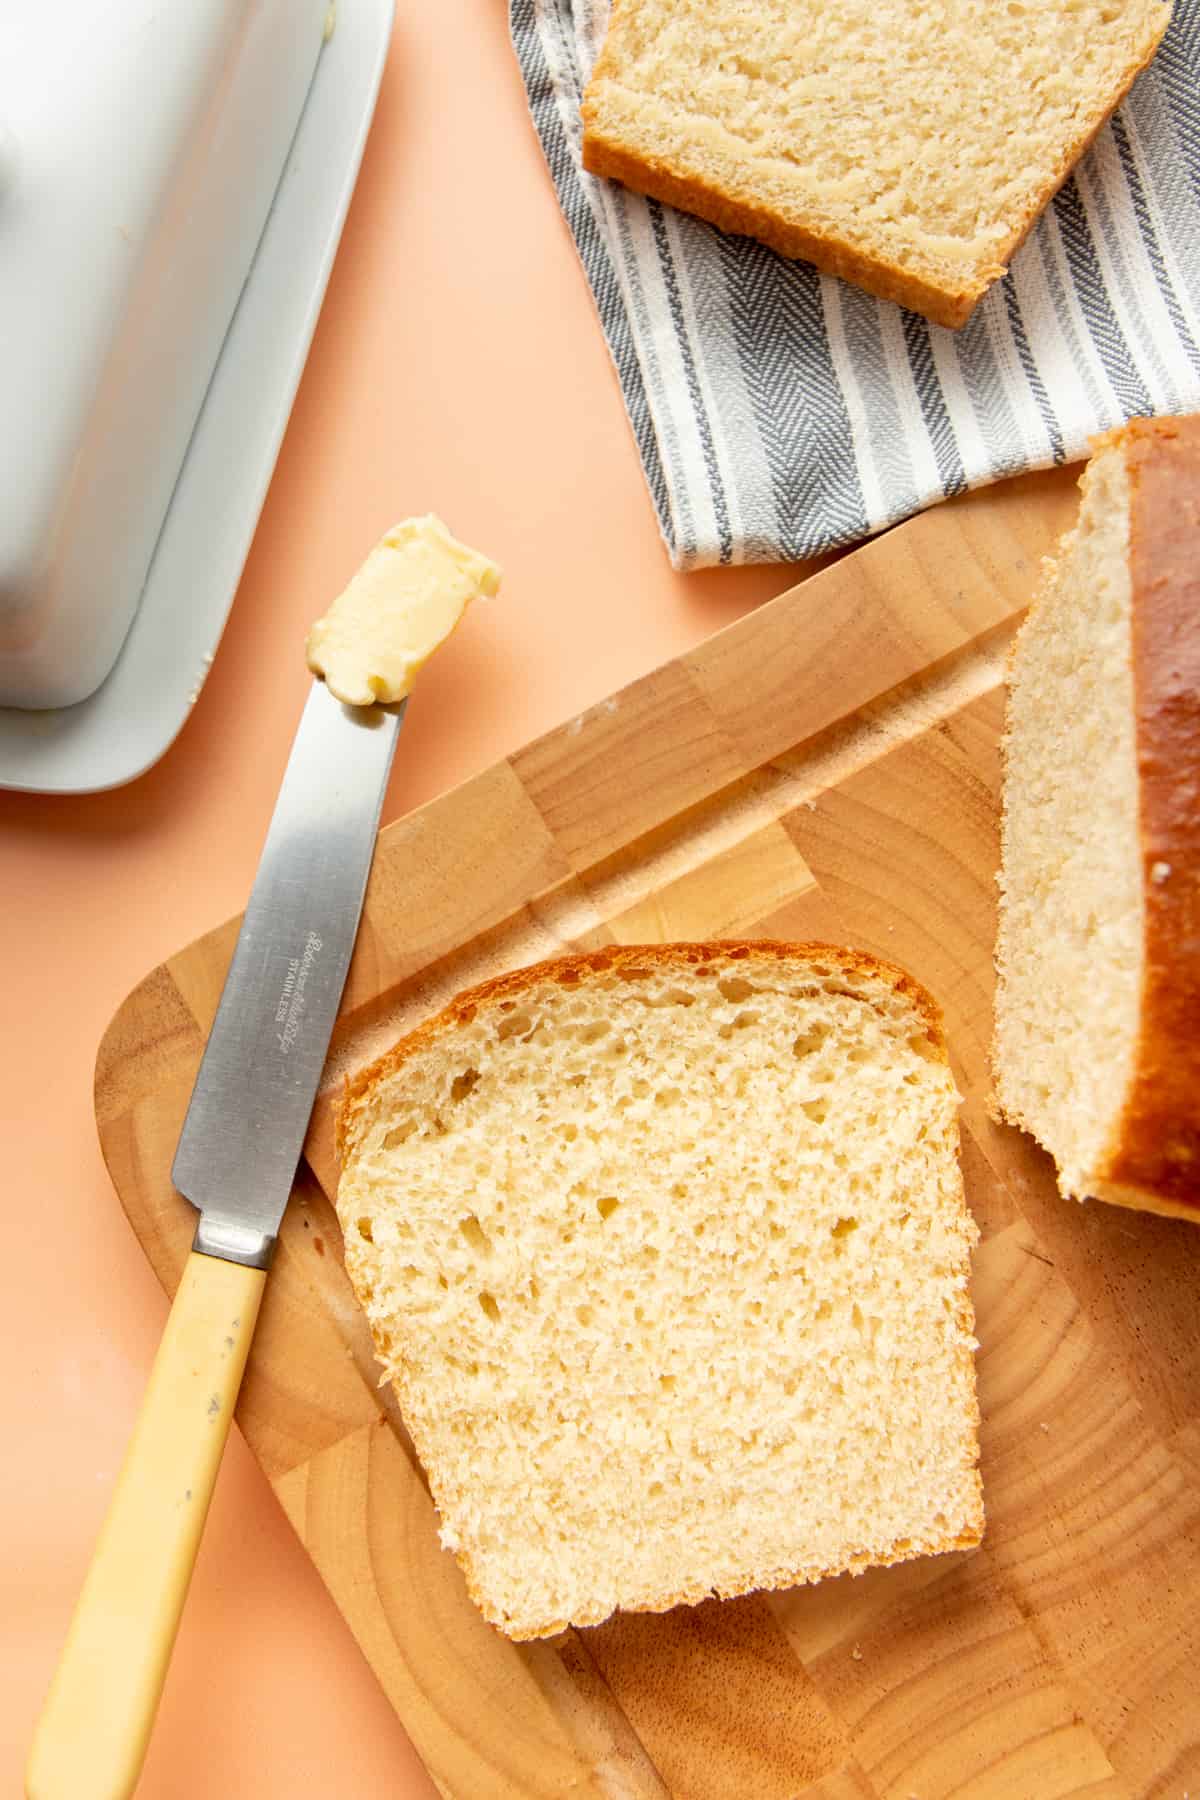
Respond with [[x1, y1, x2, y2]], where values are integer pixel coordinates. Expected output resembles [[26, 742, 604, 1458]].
[[27, 1251, 267, 1800]]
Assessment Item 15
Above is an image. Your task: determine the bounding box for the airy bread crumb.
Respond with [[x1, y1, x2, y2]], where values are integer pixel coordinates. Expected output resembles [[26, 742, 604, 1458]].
[[337, 942, 983, 1640], [582, 0, 1170, 328], [994, 439, 1143, 1192]]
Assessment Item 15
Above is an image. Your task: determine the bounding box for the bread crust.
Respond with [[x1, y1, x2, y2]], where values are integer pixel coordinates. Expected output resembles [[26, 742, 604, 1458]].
[[580, 8, 1167, 329], [1087, 1178, 1200, 1225], [1094, 417, 1200, 1212], [580, 128, 987, 328], [336, 940, 983, 1639], [338, 938, 948, 1155]]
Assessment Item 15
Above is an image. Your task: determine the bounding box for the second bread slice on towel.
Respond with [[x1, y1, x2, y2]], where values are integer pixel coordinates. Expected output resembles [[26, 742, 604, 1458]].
[[581, 0, 1169, 328], [336, 941, 983, 1640]]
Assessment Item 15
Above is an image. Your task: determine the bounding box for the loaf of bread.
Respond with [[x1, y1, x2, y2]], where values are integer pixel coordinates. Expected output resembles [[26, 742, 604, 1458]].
[[336, 941, 983, 1640], [993, 417, 1200, 1221], [581, 0, 1170, 329]]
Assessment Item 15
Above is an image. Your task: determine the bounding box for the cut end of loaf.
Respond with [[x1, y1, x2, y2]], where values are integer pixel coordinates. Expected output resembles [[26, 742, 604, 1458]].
[[337, 942, 983, 1640], [582, 0, 1169, 326], [994, 435, 1142, 1196], [993, 416, 1200, 1218]]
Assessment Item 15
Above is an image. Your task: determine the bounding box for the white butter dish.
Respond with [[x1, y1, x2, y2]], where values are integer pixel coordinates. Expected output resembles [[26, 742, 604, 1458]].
[[0, 0, 393, 790], [1, 0, 331, 710]]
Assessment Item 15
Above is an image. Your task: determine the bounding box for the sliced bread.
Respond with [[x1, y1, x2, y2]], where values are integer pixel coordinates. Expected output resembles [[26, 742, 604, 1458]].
[[336, 941, 983, 1640], [993, 416, 1200, 1220], [581, 0, 1170, 328]]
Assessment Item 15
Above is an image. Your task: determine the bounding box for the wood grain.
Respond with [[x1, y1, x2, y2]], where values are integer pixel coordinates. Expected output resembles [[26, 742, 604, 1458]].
[[96, 466, 1200, 1798]]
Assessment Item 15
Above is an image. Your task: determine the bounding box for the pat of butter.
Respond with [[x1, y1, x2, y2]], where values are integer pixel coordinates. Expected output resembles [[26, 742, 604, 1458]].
[[306, 515, 501, 706]]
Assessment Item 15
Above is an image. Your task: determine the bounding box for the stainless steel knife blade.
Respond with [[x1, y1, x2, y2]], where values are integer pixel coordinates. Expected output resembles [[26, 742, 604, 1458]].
[[172, 679, 404, 1267]]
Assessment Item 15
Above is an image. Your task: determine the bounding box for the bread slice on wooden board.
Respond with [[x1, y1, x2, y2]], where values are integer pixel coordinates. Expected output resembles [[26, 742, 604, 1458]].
[[993, 416, 1200, 1222], [336, 941, 983, 1641], [581, 0, 1170, 329]]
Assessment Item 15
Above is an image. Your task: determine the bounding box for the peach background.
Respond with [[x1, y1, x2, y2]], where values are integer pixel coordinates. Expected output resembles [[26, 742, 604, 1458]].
[[2, 4, 807, 1795]]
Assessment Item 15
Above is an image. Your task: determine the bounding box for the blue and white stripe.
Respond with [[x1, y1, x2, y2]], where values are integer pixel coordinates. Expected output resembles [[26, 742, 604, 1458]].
[[511, 0, 1200, 568]]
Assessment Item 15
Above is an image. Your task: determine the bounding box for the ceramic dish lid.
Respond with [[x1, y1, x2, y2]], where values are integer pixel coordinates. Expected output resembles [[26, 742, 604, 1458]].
[[0, 0, 330, 710]]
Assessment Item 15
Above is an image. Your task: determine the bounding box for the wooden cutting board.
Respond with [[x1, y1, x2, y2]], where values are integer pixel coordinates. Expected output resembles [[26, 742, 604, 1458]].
[[97, 466, 1200, 1800]]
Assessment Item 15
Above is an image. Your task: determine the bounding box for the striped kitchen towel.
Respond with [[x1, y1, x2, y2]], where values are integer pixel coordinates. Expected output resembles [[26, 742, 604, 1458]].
[[510, 0, 1200, 569]]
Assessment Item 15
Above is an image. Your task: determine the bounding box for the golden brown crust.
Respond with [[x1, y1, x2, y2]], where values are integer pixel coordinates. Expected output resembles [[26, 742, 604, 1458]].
[[1095, 416, 1200, 1213], [338, 939, 950, 1159], [580, 12, 1167, 330], [1087, 1178, 1200, 1225], [580, 127, 985, 329]]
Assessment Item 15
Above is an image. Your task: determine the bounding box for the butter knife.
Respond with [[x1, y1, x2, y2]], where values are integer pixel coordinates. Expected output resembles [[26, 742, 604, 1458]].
[[28, 680, 402, 1800]]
